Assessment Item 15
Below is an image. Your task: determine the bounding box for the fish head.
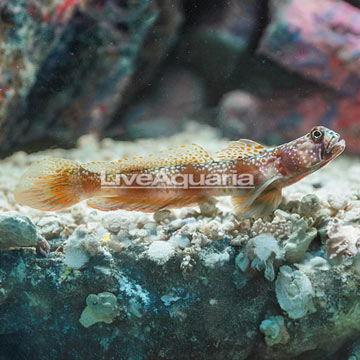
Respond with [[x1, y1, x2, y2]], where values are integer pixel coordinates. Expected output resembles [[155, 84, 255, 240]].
[[279, 126, 346, 176], [305, 126, 345, 167]]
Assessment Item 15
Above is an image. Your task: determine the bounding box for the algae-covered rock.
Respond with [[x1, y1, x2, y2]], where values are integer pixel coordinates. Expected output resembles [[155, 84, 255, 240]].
[[0, 212, 38, 248]]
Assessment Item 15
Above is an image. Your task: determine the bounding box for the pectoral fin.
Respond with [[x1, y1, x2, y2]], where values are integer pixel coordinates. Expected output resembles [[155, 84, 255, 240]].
[[231, 175, 282, 218], [232, 187, 282, 218], [242, 175, 281, 209]]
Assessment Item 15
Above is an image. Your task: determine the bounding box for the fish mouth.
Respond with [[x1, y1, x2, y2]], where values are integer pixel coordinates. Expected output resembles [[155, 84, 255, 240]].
[[325, 136, 346, 157]]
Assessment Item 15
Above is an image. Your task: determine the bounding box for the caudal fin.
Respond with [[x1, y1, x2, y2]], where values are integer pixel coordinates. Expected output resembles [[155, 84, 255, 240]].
[[15, 158, 86, 211]]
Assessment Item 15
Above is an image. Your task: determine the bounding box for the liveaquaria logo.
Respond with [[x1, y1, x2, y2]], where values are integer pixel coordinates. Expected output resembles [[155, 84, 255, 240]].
[[100, 171, 255, 189]]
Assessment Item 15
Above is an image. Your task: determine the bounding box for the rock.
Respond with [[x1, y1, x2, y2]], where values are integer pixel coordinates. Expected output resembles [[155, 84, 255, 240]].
[[217, 86, 360, 155], [230, 234, 249, 247], [259, 0, 360, 94], [160, 294, 182, 307], [122, 68, 205, 139], [199, 197, 218, 217], [119, 0, 184, 106], [169, 218, 186, 231], [175, 0, 258, 98], [154, 209, 171, 223], [326, 221, 360, 265], [36, 215, 64, 239], [327, 194, 349, 212], [168, 235, 190, 249], [1, 220, 360, 359], [0, 0, 158, 155], [217, 0, 360, 146], [237, 214, 317, 281], [252, 234, 283, 265], [63, 225, 104, 269], [347, 339, 360, 360], [219, 91, 262, 140], [275, 266, 315, 320], [102, 214, 124, 234], [0, 213, 38, 248], [282, 218, 317, 263], [325, 205, 360, 266], [298, 194, 321, 216], [79, 292, 118, 328]]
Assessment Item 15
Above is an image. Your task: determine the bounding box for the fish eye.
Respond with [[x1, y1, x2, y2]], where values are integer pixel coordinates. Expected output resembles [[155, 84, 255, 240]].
[[311, 129, 324, 142]]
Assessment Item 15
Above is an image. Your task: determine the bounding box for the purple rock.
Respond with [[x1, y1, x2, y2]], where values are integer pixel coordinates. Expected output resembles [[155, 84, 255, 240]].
[[259, 0, 360, 94]]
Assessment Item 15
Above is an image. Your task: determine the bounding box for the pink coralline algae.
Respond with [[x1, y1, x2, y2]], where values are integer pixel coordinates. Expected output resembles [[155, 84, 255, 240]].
[[262, 0, 360, 152], [53, 0, 85, 23], [218, 0, 360, 153], [259, 0, 360, 94]]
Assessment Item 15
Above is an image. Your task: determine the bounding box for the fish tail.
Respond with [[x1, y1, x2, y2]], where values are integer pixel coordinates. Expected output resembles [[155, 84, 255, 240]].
[[15, 158, 93, 211]]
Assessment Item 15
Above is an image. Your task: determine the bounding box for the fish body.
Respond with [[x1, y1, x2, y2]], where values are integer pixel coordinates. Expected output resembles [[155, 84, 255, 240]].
[[15, 126, 345, 217]]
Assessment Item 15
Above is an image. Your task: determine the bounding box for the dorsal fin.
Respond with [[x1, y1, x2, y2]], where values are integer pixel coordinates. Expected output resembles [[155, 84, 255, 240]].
[[215, 139, 267, 160], [83, 144, 214, 174]]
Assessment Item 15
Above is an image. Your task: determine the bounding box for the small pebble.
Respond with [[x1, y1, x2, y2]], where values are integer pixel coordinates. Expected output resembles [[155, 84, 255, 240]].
[[154, 210, 171, 223], [298, 194, 320, 215], [199, 198, 217, 217]]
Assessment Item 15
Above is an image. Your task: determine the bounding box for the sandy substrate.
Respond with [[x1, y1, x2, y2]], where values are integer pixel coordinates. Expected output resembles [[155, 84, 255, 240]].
[[1, 122, 357, 233], [1, 123, 360, 360]]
